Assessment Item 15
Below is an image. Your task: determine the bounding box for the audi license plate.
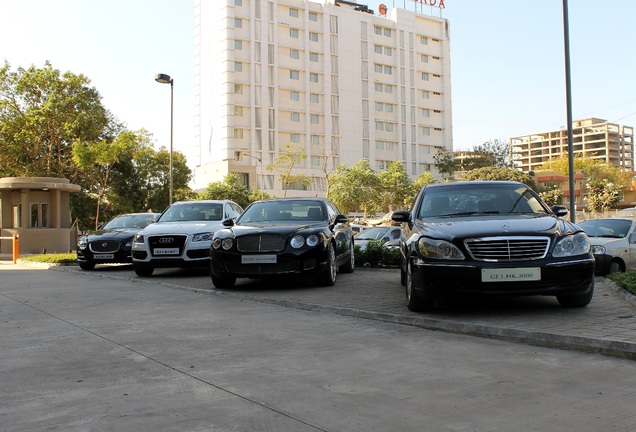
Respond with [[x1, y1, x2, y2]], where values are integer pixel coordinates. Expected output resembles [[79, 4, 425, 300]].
[[482, 267, 541, 282], [154, 248, 180, 255], [94, 254, 114, 260], [242, 255, 277, 264]]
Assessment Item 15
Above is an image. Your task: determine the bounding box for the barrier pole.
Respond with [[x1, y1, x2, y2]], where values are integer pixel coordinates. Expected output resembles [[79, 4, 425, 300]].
[[12, 234, 19, 264]]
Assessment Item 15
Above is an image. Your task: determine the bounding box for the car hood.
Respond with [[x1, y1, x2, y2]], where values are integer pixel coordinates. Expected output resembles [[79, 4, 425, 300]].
[[221, 222, 326, 237], [415, 214, 578, 240], [140, 221, 225, 235], [84, 228, 139, 241]]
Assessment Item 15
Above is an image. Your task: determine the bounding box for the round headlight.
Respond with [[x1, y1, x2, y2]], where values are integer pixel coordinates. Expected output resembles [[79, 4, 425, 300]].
[[306, 235, 320, 247], [212, 238, 223, 249], [222, 238, 234, 250], [290, 235, 305, 248]]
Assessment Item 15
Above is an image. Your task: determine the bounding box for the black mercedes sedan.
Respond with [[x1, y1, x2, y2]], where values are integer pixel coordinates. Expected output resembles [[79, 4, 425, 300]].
[[391, 181, 595, 311], [77, 212, 159, 270], [210, 198, 355, 288]]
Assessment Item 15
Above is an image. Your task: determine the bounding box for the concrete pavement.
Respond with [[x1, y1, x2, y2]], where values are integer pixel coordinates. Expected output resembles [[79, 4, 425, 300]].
[[4, 257, 636, 360]]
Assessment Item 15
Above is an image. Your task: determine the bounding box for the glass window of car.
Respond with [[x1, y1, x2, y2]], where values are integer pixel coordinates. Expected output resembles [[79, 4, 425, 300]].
[[579, 219, 633, 238], [355, 226, 391, 240]]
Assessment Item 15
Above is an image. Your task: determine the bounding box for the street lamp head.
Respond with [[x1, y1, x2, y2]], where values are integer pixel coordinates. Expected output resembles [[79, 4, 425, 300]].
[[155, 73, 172, 84]]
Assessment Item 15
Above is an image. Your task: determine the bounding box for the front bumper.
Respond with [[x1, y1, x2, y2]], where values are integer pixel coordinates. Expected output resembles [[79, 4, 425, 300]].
[[211, 248, 328, 278]]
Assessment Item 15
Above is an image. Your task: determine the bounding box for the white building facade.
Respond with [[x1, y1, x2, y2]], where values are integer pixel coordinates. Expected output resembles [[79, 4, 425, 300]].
[[192, 0, 452, 196]]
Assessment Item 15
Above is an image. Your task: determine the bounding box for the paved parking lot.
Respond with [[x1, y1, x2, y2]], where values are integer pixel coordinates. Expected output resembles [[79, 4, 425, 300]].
[[35, 261, 636, 360]]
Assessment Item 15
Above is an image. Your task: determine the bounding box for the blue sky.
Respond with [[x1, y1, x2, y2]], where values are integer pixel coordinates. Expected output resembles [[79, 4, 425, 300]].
[[2, 0, 635, 167]]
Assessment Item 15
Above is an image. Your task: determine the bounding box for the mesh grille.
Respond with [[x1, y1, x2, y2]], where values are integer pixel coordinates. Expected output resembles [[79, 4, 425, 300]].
[[465, 237, 550, 262], [89, 241, 120, 253], [237, 234, 286, 252]]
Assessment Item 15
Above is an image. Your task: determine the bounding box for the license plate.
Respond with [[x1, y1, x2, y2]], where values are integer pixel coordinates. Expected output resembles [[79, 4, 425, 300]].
[[241, 255, 277, 264], [482, 267, 541, 282], [94, 254, 114, 260], [154, 248, 180, 255]]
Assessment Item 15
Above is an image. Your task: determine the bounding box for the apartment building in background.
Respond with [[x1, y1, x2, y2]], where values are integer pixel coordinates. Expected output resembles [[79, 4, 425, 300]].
[[511, 118, 634, 174], [191, 0, 452, 196]]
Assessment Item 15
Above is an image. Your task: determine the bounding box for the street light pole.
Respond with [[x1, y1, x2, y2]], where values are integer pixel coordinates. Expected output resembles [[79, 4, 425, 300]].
[[155, 73, 174, 205], [236, 151, 263, 200]]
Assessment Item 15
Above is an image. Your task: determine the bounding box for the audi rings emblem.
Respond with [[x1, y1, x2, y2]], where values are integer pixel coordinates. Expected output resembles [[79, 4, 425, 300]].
[[158, 237, 174, 243]]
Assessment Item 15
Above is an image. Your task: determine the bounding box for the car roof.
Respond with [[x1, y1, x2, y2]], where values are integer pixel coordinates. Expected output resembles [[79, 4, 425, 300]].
[[424, 180, 526, 189]]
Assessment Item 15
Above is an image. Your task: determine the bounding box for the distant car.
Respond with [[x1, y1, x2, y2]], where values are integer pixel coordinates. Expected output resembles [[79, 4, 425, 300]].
[[209, 197, 355, 288], [350, 223, 370, 234], [392, 180, 595, 311], [131, 200, 244, 276], [614, 207, 636, 219], [577, 218, 636, 275], [77, 212, 160, 270], [353, 225, 402, 250]]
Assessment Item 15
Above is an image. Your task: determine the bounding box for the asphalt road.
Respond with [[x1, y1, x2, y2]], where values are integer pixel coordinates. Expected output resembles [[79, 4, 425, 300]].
[[2, 262, 636, 431]]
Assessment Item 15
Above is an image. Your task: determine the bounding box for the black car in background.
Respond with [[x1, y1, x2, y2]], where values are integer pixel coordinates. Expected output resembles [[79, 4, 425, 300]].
[[392, 181, 595, 311], [210, 198, 355, 288], [77, 213, 159, 270]]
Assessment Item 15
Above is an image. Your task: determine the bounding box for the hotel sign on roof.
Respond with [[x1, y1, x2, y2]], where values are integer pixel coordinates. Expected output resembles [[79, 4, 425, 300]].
[[414, 0, 446, 8]]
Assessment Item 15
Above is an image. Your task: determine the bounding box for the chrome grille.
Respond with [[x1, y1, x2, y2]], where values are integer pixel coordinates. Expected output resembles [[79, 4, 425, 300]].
[[237, 234, 286, 252], [465, 236, 550, 262], [89, 241, 120, 253]]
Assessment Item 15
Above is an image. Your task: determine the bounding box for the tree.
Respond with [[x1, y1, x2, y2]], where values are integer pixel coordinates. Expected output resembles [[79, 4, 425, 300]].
[[377, 161, 414, 212], [327, 159, 381, 216], [0, 61, 116, 182], [198, 173, 251, 208], [267, 142, 309, 197], [73, 131, 138, 228], [468, 139, 511, 169], [538, 183, 563, 206], [433, 147, 458, 180], [462, 167, 536, 189], [409, 171, 436, 208], [586, 179, 621, 212]]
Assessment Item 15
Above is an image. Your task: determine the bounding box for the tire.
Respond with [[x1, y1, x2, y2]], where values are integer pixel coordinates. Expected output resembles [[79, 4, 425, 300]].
[[134, 265, 154, 277], [316, 242, 337, 286], [79, 261, 95, 271], [211, 274, 237, 288], [557, 279, 594, 308], [340, 241, 355, 274], [405, 260, 434, 312], [608, 260, 624, 274]]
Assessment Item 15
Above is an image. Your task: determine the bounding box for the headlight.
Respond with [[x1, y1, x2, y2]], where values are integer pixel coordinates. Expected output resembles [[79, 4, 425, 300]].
[[222, 238, 233, 250], [290, 235, 305, 248], [591, 245, 606, 255], [306, 235, 320, 247], [133, 234, 145, 243], [193, 232, 214, 242], [124, 241, 132, 247], [417, 237, 465, 260], [78, 238, 87, 250], [212, 237, 234, 250], [553, 232, 591, 257]]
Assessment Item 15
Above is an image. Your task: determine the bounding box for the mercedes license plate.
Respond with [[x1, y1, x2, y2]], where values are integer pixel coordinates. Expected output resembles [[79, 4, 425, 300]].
[[482, 267, 541, 282]]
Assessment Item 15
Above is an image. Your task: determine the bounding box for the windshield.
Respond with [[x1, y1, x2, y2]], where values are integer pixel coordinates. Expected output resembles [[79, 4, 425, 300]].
[[417, 184, 549, 219], [579, 219, 632, 238], [355, 226, 391, 240], [159, 203, 223, 222], [102, 214, 156, 230], [238, 200, 326, 223]]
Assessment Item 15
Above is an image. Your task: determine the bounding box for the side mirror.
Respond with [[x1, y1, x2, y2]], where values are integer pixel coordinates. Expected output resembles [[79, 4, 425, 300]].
[[551, 205, 569, 217], [222, 218, 235, 227]]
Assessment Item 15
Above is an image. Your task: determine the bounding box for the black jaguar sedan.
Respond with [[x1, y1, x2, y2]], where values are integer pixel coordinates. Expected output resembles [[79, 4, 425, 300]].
[[391, 181, 595, 311], [77, 212, 159, 270], [210, 198, 355, 288]]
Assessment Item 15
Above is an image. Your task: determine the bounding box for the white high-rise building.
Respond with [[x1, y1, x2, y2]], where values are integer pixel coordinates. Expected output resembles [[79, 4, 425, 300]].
[[192, 0, 452, 197]]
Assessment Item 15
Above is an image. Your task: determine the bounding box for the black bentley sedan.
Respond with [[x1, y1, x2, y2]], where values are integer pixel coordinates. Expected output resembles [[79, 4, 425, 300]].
[[392, 181, 595, 311], [210, 198, 355, 288], [77, 212, 159, 270]]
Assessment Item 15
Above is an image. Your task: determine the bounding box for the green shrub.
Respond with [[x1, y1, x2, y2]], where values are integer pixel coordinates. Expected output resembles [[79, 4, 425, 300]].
[[354, 240, 400, 268], [607, 272, 636, 296], [19, 253, 77, 264]]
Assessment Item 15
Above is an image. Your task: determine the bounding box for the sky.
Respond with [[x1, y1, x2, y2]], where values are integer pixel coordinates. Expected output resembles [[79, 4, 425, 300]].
[[2, 0, 636, 169]]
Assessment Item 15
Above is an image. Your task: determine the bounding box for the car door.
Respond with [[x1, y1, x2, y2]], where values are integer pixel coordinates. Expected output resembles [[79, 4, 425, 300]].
[[628, 221, 636, 271]]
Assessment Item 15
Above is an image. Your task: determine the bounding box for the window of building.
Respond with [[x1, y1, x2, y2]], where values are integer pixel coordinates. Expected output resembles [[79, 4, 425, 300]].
[[235, 106, 243, 116], [384, 65, 393, 75], [310, 73, 319, 83], [375, 102, 383, 112], [30, 202, 49, 228], [309, 52, 318, 62], [290, 49, 299, 59], [311, 156, 321, 167], [311, 134, 320, 145], [309, 32, 318, 42], [311, 114, 320, 124], [290, 70, 299, 80], [234, 62, 242, 72], [385, 84, 393, 93], [386, 123, 393, 132], [375, 83, 383, 92], [376, 141, 385, 150], [375, 122, 384, 131], [385, 104, 393, 113], [235, 18, 243, 28], [309, 12, 318, 21], [234, 84, 243, 94], [289, 8, 299, 17], [374, 45, 382, 54], [422, 90, 430, 99], [290, 28, 299, 38], [290, 133, 300, 143], [374, 64, 383, 73], [421, 54, 429, 63], [374, 26, 382, 35], [421, 72, 429, 81], [12, 203, 21, 228], [422, 127, 431, 136], [310, 93, 319, 103], [290, 91, 299, 101], [384, 28, 392, 37], [384, 47, 392, 56], [377, 160, 390, 170], [235, 0, 242, 5], [422, 108, 430, 117], [235, 40, 243, 50], [234, 128, 244, 139], [291, 112, 300, 122], [421, 36, 428, 45]]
